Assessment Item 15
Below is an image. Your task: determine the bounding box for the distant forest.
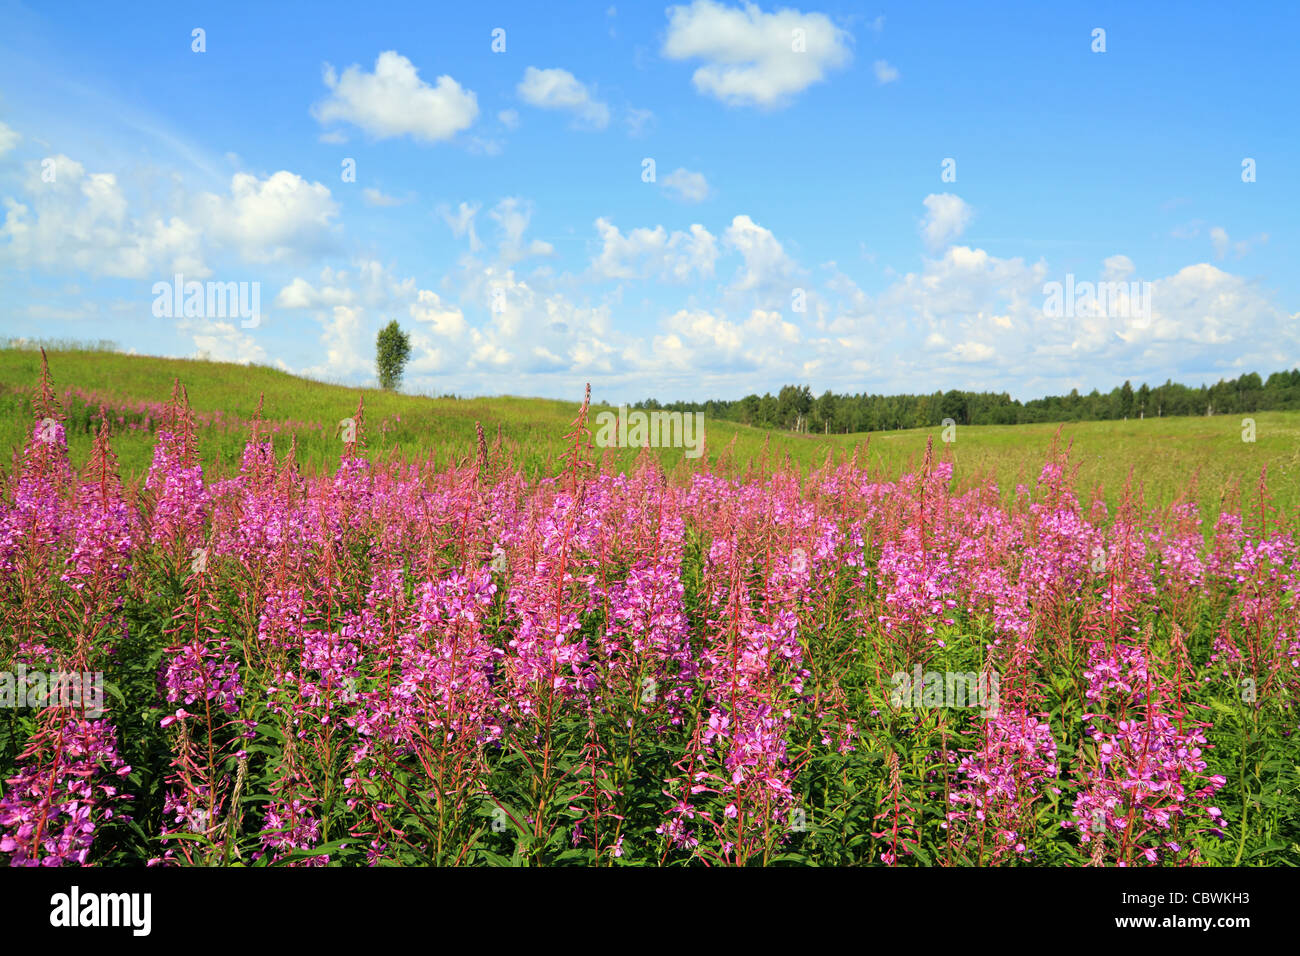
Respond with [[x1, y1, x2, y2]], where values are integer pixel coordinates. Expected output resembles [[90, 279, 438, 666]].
[[631, 368, 1300, 433]]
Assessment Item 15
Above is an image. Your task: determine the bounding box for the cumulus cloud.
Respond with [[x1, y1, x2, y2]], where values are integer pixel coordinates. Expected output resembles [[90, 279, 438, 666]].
[[517, 67, 611, 128], [1140, 263, 1279, 348], [275, 270, 355, 310], [661, 167, 711, 203], [662, 0, 852, 108], [664, 308, 743, 354], [948, 340, 995, 362], [641, 307, 800, 377], [920, 193, 972, 251], [590, 218, 718, 282], [724, 214, 797, 295], [409, 287, 466, 338], [312, 51, 478, 142], [7, 125, 1293, 402], [195, 171, 340, 262], [0, 154, 206, 279], [852, 243, 1297, 392], [879, 245, 1043, 333], [303, 304, 372, 379], [0, 132, 348, 369], [451, 266, 617, 378], [282, 261, 460, 383], [415, 248, 627, 384]]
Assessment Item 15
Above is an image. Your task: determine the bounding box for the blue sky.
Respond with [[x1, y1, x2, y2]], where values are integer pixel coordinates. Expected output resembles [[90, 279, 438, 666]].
[[0, 0, 1295, 404]]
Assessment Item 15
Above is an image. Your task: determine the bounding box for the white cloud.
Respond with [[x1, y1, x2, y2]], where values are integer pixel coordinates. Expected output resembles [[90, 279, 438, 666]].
[[1102, 254, 1135, 281], [498, 109, 520, 129], [920, 193, 972, 251], [641, 307, 800, 376], [361, 187, 408, 207], [0, 121, 19, 156], [662, 0, 853, 108], [196, 171, 340, 262], [873, 59, 900, 84], [0, 154, 206, 279], [426, 256, 621, 383], [286, 261, 452, 383], [744, 307, 800, 343], [625, 107, 655, 136], [0, 141, 340, 280], [517, 67, 611, 128], [409, 287, 466, 338], [1210, 226, 1230, 260], [1210, 225, 1268, 260], [304, 304, 371, 379], [187, 222, 1300, 397], [275, 272, 355, 310], [881, 245, 1043, 320], [274, 278, 319, 310], [439, 201, 482, 252], [312, 51, 478, 143], [1140, 263, 1278, 347], [724, 214, 797, 293], [181, 318, 267, 365], [664, 308, 743, 353], [591, 218, 718, 282], [489, 197, 553, 262], [848, 242, 1297, 393], [948, 340, 995, 362], [470, 335, 513, 367], [661, 167, 711, 203]]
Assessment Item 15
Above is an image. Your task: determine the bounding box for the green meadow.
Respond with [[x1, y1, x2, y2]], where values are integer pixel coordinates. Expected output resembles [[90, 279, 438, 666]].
[[1, 347, 1297, 519]]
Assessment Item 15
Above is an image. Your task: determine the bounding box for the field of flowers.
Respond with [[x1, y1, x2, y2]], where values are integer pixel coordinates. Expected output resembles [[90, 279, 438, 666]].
[[1, 354, 1297, 867]]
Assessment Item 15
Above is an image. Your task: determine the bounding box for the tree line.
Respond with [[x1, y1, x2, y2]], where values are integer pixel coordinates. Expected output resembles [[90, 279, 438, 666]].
[[631, 369, 1300, 433]]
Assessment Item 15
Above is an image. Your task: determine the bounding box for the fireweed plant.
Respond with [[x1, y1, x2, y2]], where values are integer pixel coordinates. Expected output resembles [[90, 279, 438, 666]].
[[0, 353, 1297, 866]]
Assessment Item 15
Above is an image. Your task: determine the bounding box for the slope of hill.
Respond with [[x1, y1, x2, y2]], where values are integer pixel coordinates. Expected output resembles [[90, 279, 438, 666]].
[[1, 348, 1297, 516]]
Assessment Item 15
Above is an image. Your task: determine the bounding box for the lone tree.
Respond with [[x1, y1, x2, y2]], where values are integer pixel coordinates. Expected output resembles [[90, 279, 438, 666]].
[[375, 320, 412, 390]]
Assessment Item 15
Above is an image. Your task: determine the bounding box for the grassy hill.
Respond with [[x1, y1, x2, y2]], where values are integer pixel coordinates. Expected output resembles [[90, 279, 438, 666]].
[[2, 346, 1298, 517]]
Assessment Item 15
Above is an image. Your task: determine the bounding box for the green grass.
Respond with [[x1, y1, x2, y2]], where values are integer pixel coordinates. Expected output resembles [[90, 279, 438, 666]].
[[2, 346, 1298, 518]]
